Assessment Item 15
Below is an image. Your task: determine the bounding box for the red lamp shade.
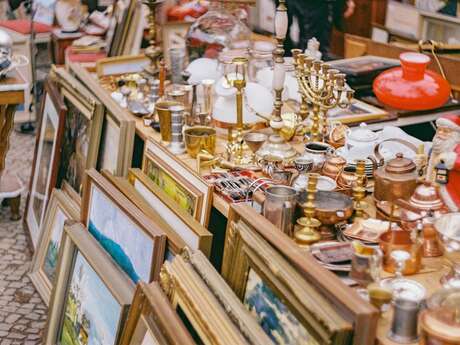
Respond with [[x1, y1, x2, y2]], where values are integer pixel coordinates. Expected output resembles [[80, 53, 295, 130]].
[[373, 52, 451, 111]]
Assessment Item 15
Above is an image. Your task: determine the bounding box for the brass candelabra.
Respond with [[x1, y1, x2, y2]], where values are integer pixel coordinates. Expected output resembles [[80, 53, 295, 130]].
[[294, 173, 321, 247], [143, 0, 164, 75], [292, 50, 354, 142], [352, 159, 368, 220]]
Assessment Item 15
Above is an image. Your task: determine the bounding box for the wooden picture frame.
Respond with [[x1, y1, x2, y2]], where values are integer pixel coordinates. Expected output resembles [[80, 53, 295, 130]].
[[61, 180, 81, 207], [127, 168, 212, 257], [327, 98, 389, 124], [118, 281, 195, 345], [81, 169, 166, 282], [29, 189, 80, 306], [68, 61, 136, 176], [143, 139, 213, 226], [25, 78, 66, 250], [161, 21, 192, 69], [223, 204, 379, 345], [160, 252, 257, 345], [100, 170, 187, 258], [222, 205, 353, 345], [52, 67, 104, 196], [44, 222, 135, 345], [108, 0, 137, 56], [186, 249, 273, 345], [96, 55, 150, 78]]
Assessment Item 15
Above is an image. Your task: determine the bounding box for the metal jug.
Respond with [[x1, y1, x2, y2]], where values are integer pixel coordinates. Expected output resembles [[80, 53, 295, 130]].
[[263, 186, 297, 237]]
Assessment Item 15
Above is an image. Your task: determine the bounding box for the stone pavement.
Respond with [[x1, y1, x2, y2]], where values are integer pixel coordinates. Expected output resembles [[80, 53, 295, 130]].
[[0, 130, 47, 344]]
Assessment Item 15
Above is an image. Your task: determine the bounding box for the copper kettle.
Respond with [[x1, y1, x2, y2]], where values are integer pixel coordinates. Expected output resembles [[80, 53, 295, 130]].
[[322, 154, 347, 180], [374, 153, 418, 203]]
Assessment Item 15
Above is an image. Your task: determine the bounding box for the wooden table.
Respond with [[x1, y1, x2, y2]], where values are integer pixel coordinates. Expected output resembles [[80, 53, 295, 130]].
[[0, 71, 27, 219]]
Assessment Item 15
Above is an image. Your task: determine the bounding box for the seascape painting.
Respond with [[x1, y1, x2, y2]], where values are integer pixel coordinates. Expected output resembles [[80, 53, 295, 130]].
[[60, 252, 121, 345], [243, 269, 318, 345], [43, 207, 68, 283], [88, 185, 153, 283], [144, 157, 196, 217], [57, 101, 91, 195]]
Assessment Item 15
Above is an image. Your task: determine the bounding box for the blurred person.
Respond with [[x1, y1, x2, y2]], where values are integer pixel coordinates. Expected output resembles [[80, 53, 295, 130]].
[[284, 0, 355, 59]]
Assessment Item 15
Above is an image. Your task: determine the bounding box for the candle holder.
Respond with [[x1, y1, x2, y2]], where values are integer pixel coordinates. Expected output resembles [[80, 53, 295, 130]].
[[352, 159, 368, 220], [292, 50, 353, 142], [143, 0, 164, 76], [294, 173, 321, 247], [223, 57, 249, 165]]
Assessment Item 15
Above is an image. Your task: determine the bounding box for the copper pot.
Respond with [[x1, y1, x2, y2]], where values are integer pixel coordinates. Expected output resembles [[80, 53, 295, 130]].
[[374, 153, 418, 203], [379, 229, 422, 275], [322, 154, 347, 180]]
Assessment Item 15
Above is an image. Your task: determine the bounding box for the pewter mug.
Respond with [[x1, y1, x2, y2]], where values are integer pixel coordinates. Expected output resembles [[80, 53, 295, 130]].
[[263, 186, 297, 237], [388, 298, 421, 344]]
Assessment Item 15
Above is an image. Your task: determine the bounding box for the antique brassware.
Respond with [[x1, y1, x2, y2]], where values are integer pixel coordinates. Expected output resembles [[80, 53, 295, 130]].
[[322, 153, 347, 180], [184, 126, 216, 158], [374, 153, 418, 203], [262, 185, 297, 237], [243, 132, 267, 165], [156, 101, 180, 142], [302, 142, 334, 172]]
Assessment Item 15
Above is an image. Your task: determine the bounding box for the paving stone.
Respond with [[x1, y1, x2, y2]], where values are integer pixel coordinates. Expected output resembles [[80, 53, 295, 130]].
[[0, 132, 48, 343]]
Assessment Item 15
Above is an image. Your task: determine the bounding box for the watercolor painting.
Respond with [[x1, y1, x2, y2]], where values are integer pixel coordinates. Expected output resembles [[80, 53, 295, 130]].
[[43, 207, 68, 283], [243, 269, 318, 345], [60, 252, 121, 345], [144, 157, 196, 217], [88, 185, 153, 283]]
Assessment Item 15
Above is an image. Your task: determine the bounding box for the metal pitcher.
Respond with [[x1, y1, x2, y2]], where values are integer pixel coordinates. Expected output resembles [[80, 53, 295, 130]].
[[263, 186, 297, 237]]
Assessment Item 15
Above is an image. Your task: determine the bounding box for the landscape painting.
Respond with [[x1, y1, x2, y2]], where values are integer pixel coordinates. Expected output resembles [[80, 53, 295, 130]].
[[60, 252, 122, 345], [43, 207, 68, 283], [243, 269, 318, 345], [143, 157, 197, 217], [88, 184, 154, 283]]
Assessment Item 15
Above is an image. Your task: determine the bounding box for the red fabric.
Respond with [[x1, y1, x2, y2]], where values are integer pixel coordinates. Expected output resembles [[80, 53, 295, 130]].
[[0, 20, 53, 34], [446, 144, 460, 207], [65, 47, 106, 63]]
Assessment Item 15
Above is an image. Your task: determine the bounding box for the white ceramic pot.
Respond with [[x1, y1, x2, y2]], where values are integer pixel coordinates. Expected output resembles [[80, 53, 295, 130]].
[[345, 123, 380, 150]]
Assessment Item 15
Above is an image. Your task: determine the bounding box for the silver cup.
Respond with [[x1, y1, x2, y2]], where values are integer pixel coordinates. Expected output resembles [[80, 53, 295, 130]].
[[387, 298, 421, 344]]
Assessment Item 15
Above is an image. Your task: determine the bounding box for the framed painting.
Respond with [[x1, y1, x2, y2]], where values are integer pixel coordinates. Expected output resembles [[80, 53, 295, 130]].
[[68, 61, 136, 176], [52, 66, 104, 196], [25, 78, 66, 251], [44, 222, 135, 345], [61, 180, 81, 207], [101, 169, 188, 258], [223, 204, 379, 345], [127, 168, 212, 257], [94, 55, 150, 78], [327, 99, 389, 124], [118, 281, 195, 345], [222, 205, 353, 345], [29, 189, 80, 305], [143, 139, 213, 226], [160, 252, 257, 345], [81, 169, 166, 282]]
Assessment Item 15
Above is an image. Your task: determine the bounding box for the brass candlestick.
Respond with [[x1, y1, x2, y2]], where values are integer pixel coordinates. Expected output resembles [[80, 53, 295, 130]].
[[143, 0, 164, 75], [291, 49, 308, 121], [352, 159, 368, 220], [294, 173, 321, 247], [224, 57, 248, 164], [293, 52, 354, 142]]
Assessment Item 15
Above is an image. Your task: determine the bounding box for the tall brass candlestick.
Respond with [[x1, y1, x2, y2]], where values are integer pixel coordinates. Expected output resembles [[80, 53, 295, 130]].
[[143, 0, 164, 75], [294, 173, 321, 247], [293, 52, 354, 142], [353, 160, 368, 220]]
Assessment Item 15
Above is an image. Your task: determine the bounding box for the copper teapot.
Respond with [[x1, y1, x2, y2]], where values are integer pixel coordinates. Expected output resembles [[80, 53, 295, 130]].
[[322, 154, 347, 180], [374, 153, 418, 203]]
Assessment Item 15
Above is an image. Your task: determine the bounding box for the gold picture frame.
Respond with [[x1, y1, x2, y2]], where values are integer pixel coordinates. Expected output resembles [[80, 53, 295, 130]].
[[44, 222, 135, 345], [118, 281, 196, 345], [52, 67, 104, 196], [81, 169, 166, 282], [95, 54, 151, 78], [224, 204, 379, 345], [29, 189, 80, 306], [127, 168, 212, 257], [160, 252, 260, 345], [143, 138, 213, 226], [328, 98, 389, 124], [68, 61, 136, 176], [222, 205, 353, 345]]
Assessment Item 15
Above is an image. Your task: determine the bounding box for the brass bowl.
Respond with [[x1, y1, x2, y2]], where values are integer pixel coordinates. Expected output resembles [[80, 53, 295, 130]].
[[156, 101, 180, 142], [184, 126, 216, 158]]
